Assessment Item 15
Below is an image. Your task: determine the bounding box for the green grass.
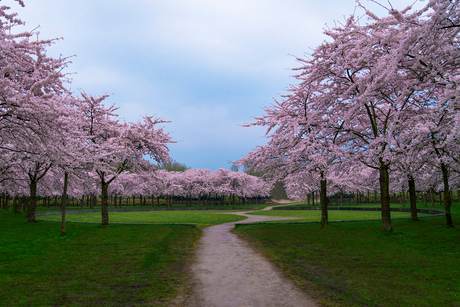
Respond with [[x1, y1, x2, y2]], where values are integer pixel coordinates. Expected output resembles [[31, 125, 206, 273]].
[[33, 203, 269, 212], [286, 201, 448, 209], [39, 210, 248, 228], [247, 209, 430, 222], [233, 204, 460, 307], [0, 210, 201, 306]]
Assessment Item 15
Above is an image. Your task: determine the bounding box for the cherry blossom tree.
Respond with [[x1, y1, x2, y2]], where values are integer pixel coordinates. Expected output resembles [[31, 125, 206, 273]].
[[237, 0, 460, 231], [76, 93, 173, 225]]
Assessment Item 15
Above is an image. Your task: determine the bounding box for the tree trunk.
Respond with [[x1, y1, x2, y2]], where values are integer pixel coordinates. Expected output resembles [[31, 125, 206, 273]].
[[61, 172, 68, 236], [21, 196, 27, 212], [374, 190, 377, 204], [320, 177, 329, 227], [13, 196, 21, 213], [101, 181, 109, 226], [26, 181, 38, 222], [441, 163, 453, 227], [379, 160, 392, 232], [402, 190, 407, 207], [408, 175, 418, 221], [340, 191, 343, 206], [423, 192, 428, 207]]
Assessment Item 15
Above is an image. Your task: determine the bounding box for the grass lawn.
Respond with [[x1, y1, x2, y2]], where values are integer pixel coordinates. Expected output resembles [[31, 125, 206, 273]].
[[34, 203, 271, 212], [233, 204, 460, 307], [39, 210, 248, 228], [247, 209, 430, 222], [0, 210, 201, 306], [286, 201, 449, 209]]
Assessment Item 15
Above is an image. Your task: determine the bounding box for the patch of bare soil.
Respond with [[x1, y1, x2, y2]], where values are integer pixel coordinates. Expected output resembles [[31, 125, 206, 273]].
[[188, 211, 318, 307]]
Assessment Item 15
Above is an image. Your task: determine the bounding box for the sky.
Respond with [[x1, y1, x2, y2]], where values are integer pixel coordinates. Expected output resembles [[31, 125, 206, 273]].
[[3, 0, 424, 171]]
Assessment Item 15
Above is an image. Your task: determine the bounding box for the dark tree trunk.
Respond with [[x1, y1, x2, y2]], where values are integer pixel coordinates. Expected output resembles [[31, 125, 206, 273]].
[[13, 196, 21, 213], [441, 163, 453, 227], [340, 191, 343, 206], [408, 175, 418, 221], [3, 194, 8, 211], [320, 176, 329, 227], [21, 196, 27, 212], [379, 160, 392, 232], [101, 180, 109, 226], [26, 181, 38, 222], [61, 172, 68, 236]]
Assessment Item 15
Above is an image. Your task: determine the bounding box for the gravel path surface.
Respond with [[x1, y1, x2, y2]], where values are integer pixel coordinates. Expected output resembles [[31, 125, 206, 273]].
[[189, 206, 318, 307]]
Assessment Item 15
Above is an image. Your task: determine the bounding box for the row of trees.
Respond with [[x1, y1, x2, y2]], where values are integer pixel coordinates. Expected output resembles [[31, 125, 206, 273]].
[[0, 2, 271, 234], [0, 168, 270, 208], [237, 0, 460, 231], [0, 1, 173, 232]]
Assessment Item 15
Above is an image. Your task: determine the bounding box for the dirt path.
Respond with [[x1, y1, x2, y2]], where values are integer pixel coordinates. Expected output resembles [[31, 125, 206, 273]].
[[188, 205, 318, 307]]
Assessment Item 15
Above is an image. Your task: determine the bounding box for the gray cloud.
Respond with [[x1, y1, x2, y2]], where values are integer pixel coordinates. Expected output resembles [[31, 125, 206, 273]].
[[4, 0, 421, 170]]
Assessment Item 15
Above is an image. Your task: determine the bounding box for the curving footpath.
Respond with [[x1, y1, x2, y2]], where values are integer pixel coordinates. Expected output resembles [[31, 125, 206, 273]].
[[188, 205, 318, 307]]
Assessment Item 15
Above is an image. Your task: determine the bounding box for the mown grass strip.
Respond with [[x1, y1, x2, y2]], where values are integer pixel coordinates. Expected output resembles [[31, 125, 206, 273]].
[[247, 208, 430, 223], [38, 210, 247, 229], [0, 211, 201, 306], [233, 204, 460, 307]]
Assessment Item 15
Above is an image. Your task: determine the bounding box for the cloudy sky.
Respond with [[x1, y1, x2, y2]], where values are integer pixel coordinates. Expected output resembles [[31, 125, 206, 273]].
[[4, 0, 423, 170]]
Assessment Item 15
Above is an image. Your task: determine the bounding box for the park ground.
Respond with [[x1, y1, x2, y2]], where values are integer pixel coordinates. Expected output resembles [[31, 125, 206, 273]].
[[1, 201, 459, 306]]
